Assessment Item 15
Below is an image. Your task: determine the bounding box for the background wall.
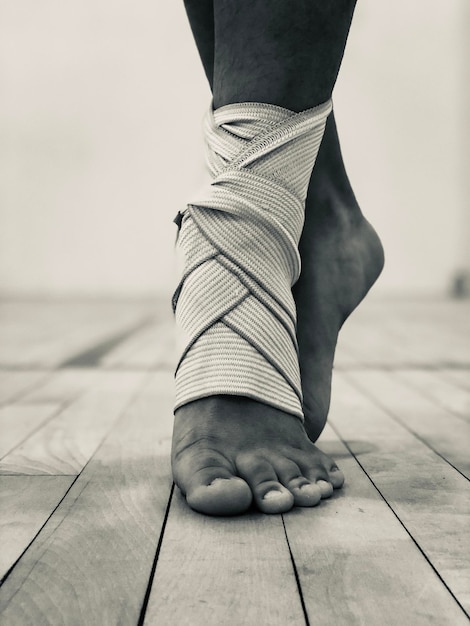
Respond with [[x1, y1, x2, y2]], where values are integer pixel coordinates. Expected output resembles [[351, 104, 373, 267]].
[[0, 0, 468, 298]]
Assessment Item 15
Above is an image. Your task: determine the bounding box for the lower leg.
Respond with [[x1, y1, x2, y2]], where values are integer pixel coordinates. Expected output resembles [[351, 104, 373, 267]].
[[173, 0, 376, 516], [213, 0, 356, 110], [183, 2, 384, 446]]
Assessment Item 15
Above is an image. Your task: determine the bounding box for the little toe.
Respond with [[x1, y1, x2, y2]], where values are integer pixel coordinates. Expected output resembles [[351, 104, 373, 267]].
[[236, 455, 294, 514], [328, 465, 345, 489], [292, 447, 344, 498]]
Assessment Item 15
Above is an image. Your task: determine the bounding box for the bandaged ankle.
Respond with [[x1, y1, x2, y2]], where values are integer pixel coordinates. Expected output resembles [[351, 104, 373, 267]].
[[173, 99, 332, 419]]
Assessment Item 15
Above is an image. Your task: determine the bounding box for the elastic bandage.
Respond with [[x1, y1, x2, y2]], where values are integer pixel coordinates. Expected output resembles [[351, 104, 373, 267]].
[[173, 99, 332, 419]]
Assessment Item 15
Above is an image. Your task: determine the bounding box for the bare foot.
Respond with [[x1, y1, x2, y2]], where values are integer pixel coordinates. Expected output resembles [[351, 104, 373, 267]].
[[171, 115, 381, 517], [172, 396, 344, 516], [293, 114, 385, 441]]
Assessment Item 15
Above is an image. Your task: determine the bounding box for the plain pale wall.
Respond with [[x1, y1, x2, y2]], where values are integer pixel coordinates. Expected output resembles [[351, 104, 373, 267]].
[[0, 0, 467, 297]]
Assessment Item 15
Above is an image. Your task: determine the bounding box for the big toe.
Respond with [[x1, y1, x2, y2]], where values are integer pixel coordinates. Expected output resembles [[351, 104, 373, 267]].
[[173, 450, 252, 516], [187, 474, 253, 516]]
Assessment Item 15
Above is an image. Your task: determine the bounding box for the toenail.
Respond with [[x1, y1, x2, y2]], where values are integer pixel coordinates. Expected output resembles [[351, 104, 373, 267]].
[[209, 478, 229, 487], [316, 480, 333, 495], [263, 489, 284, 500]]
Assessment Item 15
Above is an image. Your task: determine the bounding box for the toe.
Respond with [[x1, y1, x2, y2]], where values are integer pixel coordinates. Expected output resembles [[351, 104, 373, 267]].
[[294, 452, 336, 500], [174, 449, 252, 516], [271, 457, 322, 507], [187, 476, 252, 516], [315, 479, 334, 498], [328, 465, 345, 489], [236, 454, 294, 514], [289, 479, 323, 506]]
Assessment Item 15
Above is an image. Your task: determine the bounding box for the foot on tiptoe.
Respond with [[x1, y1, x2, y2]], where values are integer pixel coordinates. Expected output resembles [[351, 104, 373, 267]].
[[172, 396, 344, 516], [293, 114, 385, 442]]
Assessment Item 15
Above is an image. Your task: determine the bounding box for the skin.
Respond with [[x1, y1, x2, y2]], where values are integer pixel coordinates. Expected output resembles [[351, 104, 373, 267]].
[[172, 0, 384, 515]]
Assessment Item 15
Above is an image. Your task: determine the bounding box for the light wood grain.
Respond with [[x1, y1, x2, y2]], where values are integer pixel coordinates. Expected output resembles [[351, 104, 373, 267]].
[[394, 369, 470, 422], [0, 301, 153, 368], [0, 403, 61, 459], [285, 425, 468, 625], [144, 493, 305, 626], [0, 476, 74, 580], [20, 369, 100, 406], [0, 372, 174, 625], [346, 370, 470, 478], [440, 368, 470, 392], [338, 319, 415, 367], [330, 372, 470, 614], [0, 371, 148, 475], [0, 371, 52, 406], [1, 298, 469, 625], [0, 301, 89, 367], [340, 299, 470, 367], [99, 323, 159, 366], [11, 315, 143, 369], [100, 321, 175, 370]]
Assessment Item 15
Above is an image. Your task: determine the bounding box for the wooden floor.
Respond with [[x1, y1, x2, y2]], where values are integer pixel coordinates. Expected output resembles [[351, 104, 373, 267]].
[[0, 297, 469, 625]]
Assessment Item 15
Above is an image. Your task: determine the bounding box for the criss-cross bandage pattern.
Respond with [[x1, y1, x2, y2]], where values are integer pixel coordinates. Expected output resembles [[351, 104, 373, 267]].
[[173, 99, 332, 419]]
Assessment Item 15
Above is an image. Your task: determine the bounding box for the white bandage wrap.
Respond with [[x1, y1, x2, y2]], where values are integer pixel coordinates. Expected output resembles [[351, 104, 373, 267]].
[[173, 99, 332, 419]]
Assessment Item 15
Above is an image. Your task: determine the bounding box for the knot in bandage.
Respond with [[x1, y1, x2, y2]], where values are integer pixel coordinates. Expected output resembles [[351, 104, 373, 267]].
[[173, 99, 332, 419]]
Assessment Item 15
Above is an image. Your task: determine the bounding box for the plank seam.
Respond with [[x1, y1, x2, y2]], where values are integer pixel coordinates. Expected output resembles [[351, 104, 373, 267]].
[[343, 372, 470, 482], [59, 317, 156, 368], [328, 420, 470, 620], [0, 371, 55, 409], [1, 405, 68, 463], [137, 483, 175, 626], [1, 371, 153, 475], [281, 516, 309, 626], [1, 370, 110, 461], [394, 372, 470, 424], [0, 475, 80, 588]]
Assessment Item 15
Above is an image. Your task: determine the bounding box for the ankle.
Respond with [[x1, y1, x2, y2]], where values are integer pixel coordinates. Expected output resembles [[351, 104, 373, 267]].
[[306, 177, 363, 228]]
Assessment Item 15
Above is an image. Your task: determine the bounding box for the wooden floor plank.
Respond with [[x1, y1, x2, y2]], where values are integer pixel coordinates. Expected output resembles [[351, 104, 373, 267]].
[[0, 476, 74, 581], [330, 373, 470, 615], [338, 321, 415, 367], [0, 298, 468, 625], [120, 325, 175, 369], [0, 371, 52, 406], [144, 493, 305, 626], [0, 302, 92, 368], [0, 371, 148, 475], [332, 336, 363, 369], [8, 316, 144, 369], [100, 321, 175, 370], [346, 370, 470, 478], [20, 369, 100, 406], [440, 368, 470, 392], [0, 404, 61, 459], [0, 301, 153, 368], [285, 425, 468, 625], [394, 370, 470, 422], [0, 372, 174, 625], [341, 299, 470, 367], [98, 324, 159, 367]]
